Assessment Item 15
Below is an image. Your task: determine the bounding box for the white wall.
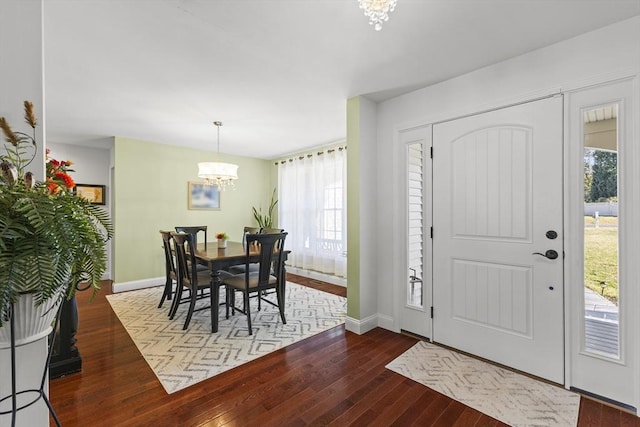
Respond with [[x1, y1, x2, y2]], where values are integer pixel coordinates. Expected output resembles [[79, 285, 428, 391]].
[[48, 141, 113, 280], [0, 1, 50, 425], [373, 15, 640, 327], [0, 0, 45, 181]]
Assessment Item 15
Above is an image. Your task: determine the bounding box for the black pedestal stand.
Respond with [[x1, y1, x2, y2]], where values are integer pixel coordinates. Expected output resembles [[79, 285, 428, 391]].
[[0, 301, 64, 427], [49, 296, 81, 379]]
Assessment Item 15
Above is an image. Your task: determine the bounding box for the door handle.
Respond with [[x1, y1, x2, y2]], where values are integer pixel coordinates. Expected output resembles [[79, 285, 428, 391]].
[[532, 250, 559, 260], [409, 268, 423, 284]]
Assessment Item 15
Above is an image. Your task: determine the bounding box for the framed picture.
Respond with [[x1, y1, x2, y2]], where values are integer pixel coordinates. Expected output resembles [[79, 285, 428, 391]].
[[75, 184, 106, 205], [188, 181, 220, 210]]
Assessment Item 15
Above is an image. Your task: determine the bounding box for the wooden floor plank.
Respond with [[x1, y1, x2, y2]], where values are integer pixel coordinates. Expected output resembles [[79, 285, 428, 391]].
[[46, 274, 638, 426], [451, 407, 485, 427], [413, 393, 468, 427], [329, 369, 404, 425], [578, 397, 603, 427], [388, 386, 441, 425]]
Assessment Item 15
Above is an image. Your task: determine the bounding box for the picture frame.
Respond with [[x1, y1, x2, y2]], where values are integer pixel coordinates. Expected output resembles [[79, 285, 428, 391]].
[[74, 184, 106, 205], [188, 181, 220, 210]]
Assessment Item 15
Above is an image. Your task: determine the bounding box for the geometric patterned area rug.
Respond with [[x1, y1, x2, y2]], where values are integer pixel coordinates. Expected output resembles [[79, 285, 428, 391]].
[[106, 282, 346, 394], [386, 341, 580, 427]]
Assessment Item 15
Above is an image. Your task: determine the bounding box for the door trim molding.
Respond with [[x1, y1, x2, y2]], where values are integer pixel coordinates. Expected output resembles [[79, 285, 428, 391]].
[[563, 76, 638, 411], [395, 125, 433, 338], [432, 92, 562, 126]]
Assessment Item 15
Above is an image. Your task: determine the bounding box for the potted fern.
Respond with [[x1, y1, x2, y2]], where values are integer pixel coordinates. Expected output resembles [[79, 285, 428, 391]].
[[0, 101, 112, 346]]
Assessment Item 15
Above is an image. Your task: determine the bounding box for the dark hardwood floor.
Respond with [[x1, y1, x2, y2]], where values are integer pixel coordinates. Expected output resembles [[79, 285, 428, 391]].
[[48, 274, 638, 426]]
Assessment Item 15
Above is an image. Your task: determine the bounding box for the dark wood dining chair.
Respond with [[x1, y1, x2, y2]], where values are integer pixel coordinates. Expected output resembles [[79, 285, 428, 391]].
[[255, 228, 285, 303], [175, 225, 208, 248], [242, 226, 261, 245], [228, 226, 262, 275], [229, 227, 285, 308], [158, 230, 177, 310], [220, 232, 288, 335], [175, 225, 210, 273], [169, 232, 216, 330]]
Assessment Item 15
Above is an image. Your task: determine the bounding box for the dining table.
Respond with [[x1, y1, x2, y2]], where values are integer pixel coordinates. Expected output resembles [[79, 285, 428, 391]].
[[192, 241, 289, 333]]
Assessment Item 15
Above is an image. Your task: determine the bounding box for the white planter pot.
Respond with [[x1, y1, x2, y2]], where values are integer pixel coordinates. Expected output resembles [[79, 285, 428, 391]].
[[218, 239, 227, 248], [0, 293, 63, 349]]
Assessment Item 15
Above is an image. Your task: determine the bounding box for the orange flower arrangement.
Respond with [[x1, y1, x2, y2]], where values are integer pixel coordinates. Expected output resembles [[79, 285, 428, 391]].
[[0, 101, 75, 194], [46, 148, 75, 194]]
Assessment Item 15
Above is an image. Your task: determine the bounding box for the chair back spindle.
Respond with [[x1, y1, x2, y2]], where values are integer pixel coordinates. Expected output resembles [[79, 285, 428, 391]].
[[172, 232, 198, 286], [242, 226, 261, 247]]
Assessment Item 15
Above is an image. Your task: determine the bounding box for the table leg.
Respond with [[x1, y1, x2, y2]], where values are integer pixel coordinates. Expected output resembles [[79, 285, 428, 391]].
[[281, 262, 287, 305], [209, 269, 220, 333]]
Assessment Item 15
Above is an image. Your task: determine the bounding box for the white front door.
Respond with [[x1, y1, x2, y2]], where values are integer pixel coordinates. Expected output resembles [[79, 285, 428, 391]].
[[432, 96, 564, 383]]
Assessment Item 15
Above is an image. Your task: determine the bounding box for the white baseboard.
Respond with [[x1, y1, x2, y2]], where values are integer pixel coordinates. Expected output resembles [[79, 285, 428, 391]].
[[376, 314, 396, 332], [345, 314, 378, 335], [287, 267, 346, 287], [111, 269, 345, 294], [112, 276, 164, 293], [112, 267, 345, 294]]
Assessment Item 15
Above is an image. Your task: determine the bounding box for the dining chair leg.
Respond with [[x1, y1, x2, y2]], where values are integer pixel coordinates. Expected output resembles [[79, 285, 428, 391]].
[[225, 285, 230, 319], [231, 289, 238, 316], [245, 291, 252, 335], [276, 286, 286, 324], [158, 278, 172, 308], [210, 282, 218, 333], [168, 287, 182, 319], [183, 292, 197, 330]]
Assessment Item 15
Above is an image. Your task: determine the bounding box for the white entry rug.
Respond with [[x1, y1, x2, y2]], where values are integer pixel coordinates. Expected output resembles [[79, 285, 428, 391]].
[[386, 341, 580, 427], [106, 282, 346, 394]]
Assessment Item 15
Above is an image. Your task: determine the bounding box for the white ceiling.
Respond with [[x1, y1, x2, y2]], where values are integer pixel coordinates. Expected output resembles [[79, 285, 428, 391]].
[[43, 0, 640, 159]]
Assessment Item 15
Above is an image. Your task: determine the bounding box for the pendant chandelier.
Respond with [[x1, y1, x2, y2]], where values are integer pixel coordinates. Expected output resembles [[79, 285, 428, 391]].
[[198, 121, 238, 190], [358, 0, 397, 31]]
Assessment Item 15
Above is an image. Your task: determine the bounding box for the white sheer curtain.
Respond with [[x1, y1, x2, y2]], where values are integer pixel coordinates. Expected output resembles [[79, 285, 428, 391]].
[[278, 147, 347, 278]]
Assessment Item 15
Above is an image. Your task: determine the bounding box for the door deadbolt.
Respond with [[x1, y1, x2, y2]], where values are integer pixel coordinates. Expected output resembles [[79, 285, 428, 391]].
[[545, 230, 558, 240]]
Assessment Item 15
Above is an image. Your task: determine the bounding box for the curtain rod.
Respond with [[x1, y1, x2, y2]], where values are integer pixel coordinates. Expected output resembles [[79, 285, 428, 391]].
[[274, 145, 347, 165]]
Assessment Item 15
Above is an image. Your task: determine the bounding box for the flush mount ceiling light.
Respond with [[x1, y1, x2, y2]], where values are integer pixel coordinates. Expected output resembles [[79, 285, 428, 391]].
[[198, 121, 238, 190], [358, 0, 397, 31]]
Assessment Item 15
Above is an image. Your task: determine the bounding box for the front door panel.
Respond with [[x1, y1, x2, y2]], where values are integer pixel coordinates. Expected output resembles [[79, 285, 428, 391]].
[[433, 96, 564, 383]]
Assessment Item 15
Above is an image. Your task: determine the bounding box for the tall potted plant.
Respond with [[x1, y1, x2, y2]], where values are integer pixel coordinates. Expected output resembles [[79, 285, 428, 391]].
[[252, 187, 278, 228], [0, 101, 112, 345]]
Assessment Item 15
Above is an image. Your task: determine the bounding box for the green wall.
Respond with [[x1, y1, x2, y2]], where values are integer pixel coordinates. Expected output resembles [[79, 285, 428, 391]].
[[346, 97, 360, 319], [113, 137, 274, 284]]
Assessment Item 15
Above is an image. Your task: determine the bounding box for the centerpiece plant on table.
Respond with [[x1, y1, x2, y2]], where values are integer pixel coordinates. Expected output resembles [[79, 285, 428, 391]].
[[216, 232, 229, 248], [0, 101, 113, 344]]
